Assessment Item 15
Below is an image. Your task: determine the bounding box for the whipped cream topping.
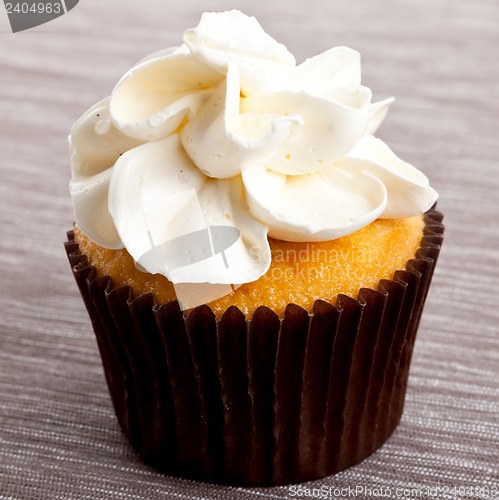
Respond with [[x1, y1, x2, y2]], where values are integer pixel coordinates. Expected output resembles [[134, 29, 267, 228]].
[[70, 9, 438, 285]]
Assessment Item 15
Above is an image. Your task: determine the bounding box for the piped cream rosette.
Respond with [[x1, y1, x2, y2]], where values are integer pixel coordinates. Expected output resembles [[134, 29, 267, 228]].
[[69, 10, 437, 286]]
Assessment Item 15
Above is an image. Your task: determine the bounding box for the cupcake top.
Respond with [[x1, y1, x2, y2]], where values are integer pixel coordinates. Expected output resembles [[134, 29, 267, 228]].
[[69, 10, 437, 288]]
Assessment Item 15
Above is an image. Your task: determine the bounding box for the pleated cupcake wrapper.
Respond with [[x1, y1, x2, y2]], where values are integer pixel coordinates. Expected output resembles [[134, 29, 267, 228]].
[[64, 210, 444, 486]]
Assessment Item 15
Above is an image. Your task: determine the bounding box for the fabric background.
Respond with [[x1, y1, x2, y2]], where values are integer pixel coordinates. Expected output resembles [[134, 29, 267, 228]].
[[0, 0, 498, 498]]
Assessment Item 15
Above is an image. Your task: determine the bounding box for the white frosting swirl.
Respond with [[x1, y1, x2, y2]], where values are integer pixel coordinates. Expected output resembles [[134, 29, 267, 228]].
[[69, 9, 438, 285]]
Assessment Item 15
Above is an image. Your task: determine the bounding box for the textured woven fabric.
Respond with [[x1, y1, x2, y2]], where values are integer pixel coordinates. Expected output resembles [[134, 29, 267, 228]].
[[1, 0, 498, 499]]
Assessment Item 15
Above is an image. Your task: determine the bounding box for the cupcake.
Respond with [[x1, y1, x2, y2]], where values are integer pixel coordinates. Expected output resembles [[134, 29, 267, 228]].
[[65, 10, 443, 486]]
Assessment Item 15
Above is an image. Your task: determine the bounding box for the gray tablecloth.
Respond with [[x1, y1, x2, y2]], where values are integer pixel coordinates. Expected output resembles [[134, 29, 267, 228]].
[[1, 1, 498, 498]]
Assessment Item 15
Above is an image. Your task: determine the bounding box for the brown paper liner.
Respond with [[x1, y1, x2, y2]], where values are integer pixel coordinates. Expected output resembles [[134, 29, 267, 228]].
[[64, 210, 444, 486]]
